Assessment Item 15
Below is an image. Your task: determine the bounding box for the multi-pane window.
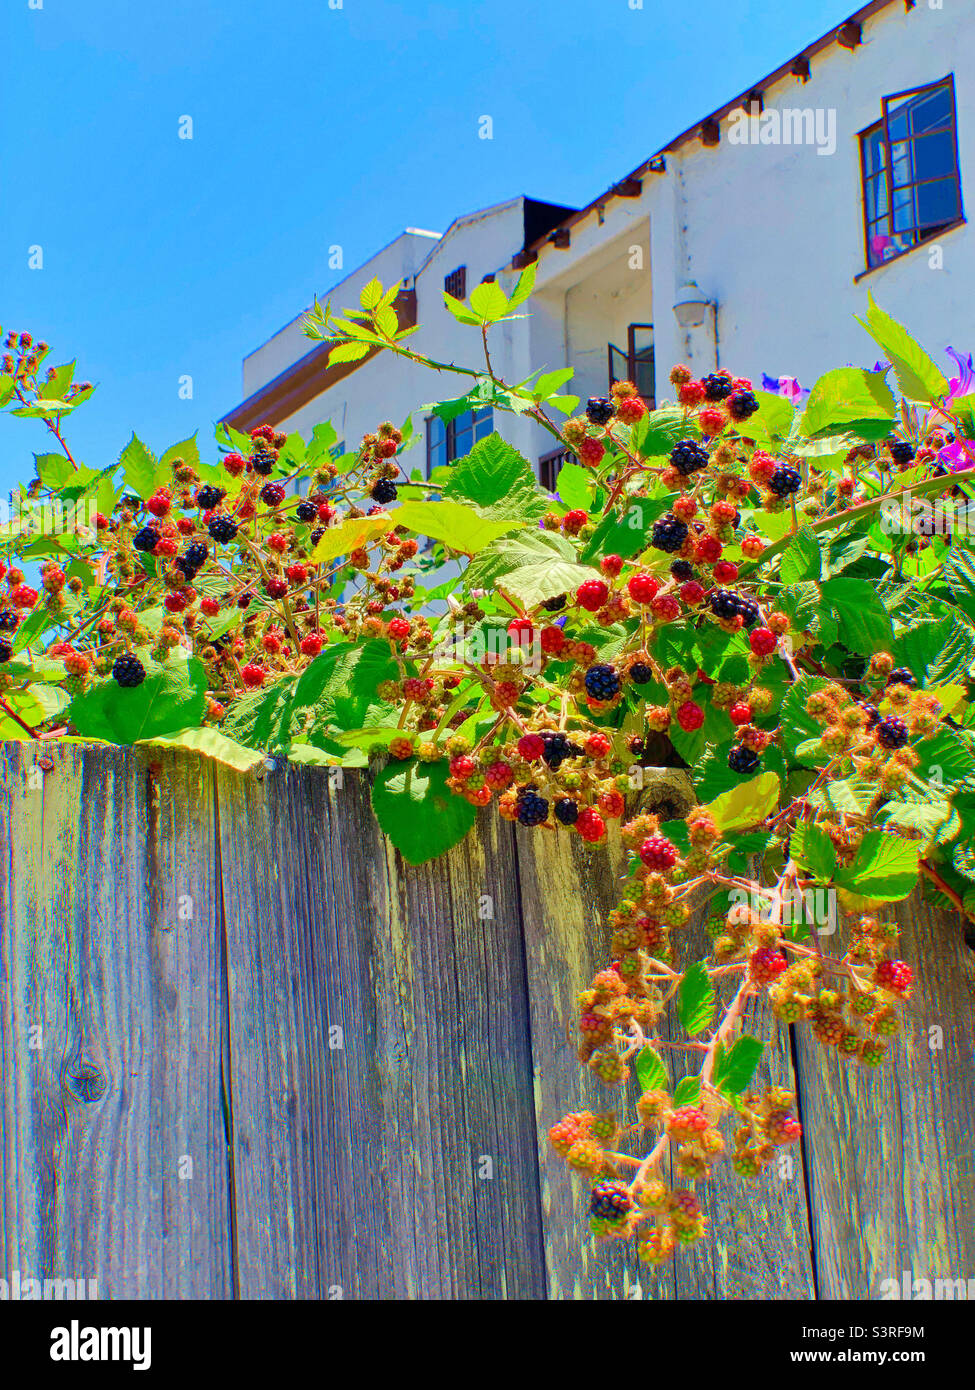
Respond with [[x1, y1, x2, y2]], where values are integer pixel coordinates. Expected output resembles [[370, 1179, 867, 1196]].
[[859, 76, 963, 270], [444, 265, 467, 299], [426, 407, 493, 475]]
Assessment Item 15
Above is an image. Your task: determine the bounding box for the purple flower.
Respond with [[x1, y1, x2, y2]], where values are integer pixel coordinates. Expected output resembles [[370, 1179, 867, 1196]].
[[761, 373, 809, 406], [946, 347, 974, 402]]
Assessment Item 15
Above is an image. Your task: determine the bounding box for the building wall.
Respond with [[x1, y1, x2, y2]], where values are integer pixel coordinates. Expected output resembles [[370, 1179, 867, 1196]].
[[530, 0, 973, 398]]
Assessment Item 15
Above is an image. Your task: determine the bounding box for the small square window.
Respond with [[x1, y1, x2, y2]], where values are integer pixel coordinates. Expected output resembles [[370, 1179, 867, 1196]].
[[444, 265, 467, 299]]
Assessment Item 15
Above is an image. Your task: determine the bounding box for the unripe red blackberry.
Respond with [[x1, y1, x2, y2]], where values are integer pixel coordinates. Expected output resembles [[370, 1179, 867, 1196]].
[[639, 834, 678, 870], [666, 1105, 709, 1143], [748, 946, 788, 986], [874, 958, 913, 995]]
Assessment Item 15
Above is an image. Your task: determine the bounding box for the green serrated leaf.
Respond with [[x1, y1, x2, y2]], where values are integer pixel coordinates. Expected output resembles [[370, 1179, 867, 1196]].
[[678, 960, 715, 1036], [635, 1046, 668, 1094]]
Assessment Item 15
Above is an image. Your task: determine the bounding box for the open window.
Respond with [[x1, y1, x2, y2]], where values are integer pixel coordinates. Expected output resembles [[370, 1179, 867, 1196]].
[[859, 75, 964, 271]]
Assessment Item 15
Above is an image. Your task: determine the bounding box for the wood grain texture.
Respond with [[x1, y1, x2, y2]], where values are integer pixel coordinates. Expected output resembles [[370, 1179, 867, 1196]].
[[795, 897, 975, 1298], [1, 746, 973, 1300], [0, 741, 231, 1298], [214, 759, 546, 1299]]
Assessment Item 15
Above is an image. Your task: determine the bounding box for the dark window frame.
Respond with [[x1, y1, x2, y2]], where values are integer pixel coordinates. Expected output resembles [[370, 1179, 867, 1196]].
[[444, 265, 467, 299], [425, 406, 493, 476], [857, 74, 965, 275]]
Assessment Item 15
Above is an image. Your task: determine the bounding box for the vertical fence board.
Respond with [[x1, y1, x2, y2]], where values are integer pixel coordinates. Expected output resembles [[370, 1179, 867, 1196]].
[[795, 898, 975, 1298], [0, 743, 230, 1298], [514, 823, 658, 1300], [215, 762, 545, 1299]]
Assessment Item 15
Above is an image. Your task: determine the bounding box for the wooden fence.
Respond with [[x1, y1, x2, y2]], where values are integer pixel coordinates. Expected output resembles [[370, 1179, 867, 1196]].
[[1, 742, 973, 1300]]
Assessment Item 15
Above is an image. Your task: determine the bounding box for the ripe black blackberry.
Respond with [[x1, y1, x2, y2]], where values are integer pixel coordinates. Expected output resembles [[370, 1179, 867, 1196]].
[[737, 597, 760, 628], [886, 667, 915, 688], [0, 638, 13, 663], [540, 730, 573, 770], [554, 797, 580, 825], [768, 466, 802, 497], [728, 390, 759, 421], [542, 593, 566, 612], [237, 591, 254, 609], [517, 789, 549, 826], [133, 526, 159, 552], [876, 716, 909, 749], [860, 702, 880, 728], [196, 485, 225, 511], [709, 588, 741, 619], [702, 373, 734, 402], [208, 514, 239, 544], [0, 609, 19, 632], [670, 559, 695, 581], [261, 482, 286, 507], [295, 500, 318, 523], [584, 663, 620, 701], [311, 527, 326, 545], [670, 439, 710, 476], [586, 397, 615, 426], [889, 440, 915, 465], [250, 446, 277, 476], [651, 514, 689, 553], [370, 479, 398, 504], [629, 662, 654, 685], [729, 744, 761, 774], [112, 653, 146, 688], [589, 1181, 633, 1221], [185, 542, 208, 570]]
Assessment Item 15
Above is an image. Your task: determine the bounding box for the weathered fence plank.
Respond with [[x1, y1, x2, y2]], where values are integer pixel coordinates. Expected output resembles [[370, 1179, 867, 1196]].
[[215, 759, 545, 1299], [0, 743, 231, 1298], [795, 896, 975, 1298], [1, 745, 973, 1299]]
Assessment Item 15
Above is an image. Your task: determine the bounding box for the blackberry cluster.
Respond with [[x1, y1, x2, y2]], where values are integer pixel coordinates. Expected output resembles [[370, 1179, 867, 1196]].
[[702, 373, 734, 401], [670, 439, 710, 476], [208, 515, 239, 544], [250, 447, 277, 476], [555, 797, 580, 825], [589, 1181, 633, 1221], [584, 663, 621, 701], [540, 729, 585, 769], [651, 514, 689, 553], [370, 479, 398, 504], [112, 653, 146, 688], [0, 609, 18, 632], [586, 397, 615, 426], [889, 440, 915, 464], [876, 716, 909, 750], [886, 667, 915, 688], [729, 744, 761, 774], [861, 702, 880, 729], [197, 485, 225, 511], [0, 639, 13, 663], [542, 593, 566, 612], [133, 527, 159, 552], [768, 466, 802, 497], [629, 662, 654, 684], [517, 788, 549, 826], [670, 559, 695, 581], [296, 500, 318, 523]]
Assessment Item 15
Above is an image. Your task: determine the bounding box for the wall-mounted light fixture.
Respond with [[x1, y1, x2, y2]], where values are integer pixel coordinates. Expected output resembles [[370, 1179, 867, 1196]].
[[672, 282, 714, 330]]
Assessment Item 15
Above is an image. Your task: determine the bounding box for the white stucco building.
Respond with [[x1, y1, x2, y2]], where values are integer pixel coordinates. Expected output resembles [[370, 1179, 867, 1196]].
[[225, 0, 972, 486]]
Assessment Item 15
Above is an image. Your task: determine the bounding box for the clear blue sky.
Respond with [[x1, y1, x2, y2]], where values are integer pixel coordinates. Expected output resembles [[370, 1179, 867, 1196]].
[[1, 0, 852, 494]]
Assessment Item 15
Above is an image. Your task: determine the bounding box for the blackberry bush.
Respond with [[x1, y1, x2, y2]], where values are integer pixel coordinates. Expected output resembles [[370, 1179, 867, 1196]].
[[2, 284, 974, 1272]]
